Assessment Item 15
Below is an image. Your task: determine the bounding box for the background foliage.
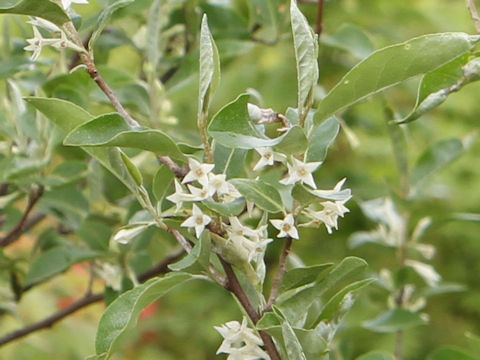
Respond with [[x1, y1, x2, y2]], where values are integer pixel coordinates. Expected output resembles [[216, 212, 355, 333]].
[[0, 0, 480, 359]]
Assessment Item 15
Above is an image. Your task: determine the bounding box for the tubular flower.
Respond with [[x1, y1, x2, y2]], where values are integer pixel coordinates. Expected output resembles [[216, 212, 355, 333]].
[[24, 26, 58, 60]]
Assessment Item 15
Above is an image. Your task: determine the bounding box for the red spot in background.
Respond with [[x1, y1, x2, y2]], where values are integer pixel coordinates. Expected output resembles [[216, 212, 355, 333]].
[[139, 301, 159, 321], [57, 296, 75, 310]]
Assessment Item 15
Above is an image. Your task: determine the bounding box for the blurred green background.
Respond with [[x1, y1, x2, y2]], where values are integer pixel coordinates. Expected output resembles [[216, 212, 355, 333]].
[[1, 0, 480, 359]]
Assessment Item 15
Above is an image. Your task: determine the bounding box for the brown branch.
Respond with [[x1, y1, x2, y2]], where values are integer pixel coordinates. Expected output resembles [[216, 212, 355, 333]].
[[0, 183, 8, 196], [0, 187, 45, 248], [0, 251, 184, 347], [219, 257, 281, 360], [316, 0, 325, 36], [266, 237, 293, 311], [0, 293, 104, 347], [157, 156, 187, 178], [466, 0, 480, 34]]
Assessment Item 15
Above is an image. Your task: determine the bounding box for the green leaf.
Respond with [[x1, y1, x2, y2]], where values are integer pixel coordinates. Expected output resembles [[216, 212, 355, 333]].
[[312, 278, 374, 326], [316, 33, 480, 122], [466, 332, 480, 355], [0, 0, 69, 26], [320, 24, 374, 60], [152, 166, 174, 203], [278, 257, 368, 326], [411, 138, 464, 187], [88, 0, 134, 53], [208, 94, 307, 151], [427, 347, 476, 360], [25, 97, 139, 193], [78, 219, 112, 251], [290, 0, 318, 124], [274, 126, 308, 155], [95, 273, 194, 358], [168, 232, 211, 273], [356, 351, 395, 360], [42, 161, 89, 187], [229, 178, 283, 213], [395, 54, 470, 124], [25, 246, 100, 286], [248, 0, 283, 43], [279, 264, 333, 293], [363, 308, 428, 333], [198, 14, 220, 120], [306, 117, 340, 162], [203, 197, 246, 217], [282, 320, 307, 360], [63, 113, 186, 161]]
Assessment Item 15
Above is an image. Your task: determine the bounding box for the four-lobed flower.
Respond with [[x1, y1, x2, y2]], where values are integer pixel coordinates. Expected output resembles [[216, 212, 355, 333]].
[[270, 214, 299, 239], [181, 204, 211, 238], [280, 157, 322, 189], [182, 158, 215, 187]]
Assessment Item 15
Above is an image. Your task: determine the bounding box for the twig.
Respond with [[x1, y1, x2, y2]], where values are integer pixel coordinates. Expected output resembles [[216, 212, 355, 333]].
[[157, 156, 187, 178], [0, 252, 184, 347], [0, 183, 8, 196], [466, 0, 480, 34], [316, 0, 325, 36], [266, 237, 293, 310], [0, 187, 45, 248], [0, 293, 104, 347], [62, 22, 139, 128], [219, 257, 281, 360]]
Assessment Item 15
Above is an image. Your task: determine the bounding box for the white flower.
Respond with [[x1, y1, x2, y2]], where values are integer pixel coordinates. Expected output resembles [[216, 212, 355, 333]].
[[51, 30, 86, 53], [166, 179, 195, 210], [27, 17, 61, 33], [215, 317, 270, 360], [302, 200, 350, 234], [405, 260, 441, 286], [279, 158, 322, 189], [270, 214, 299, 239], [207, 173, 230, 196], [242, 237, 272, 263], [227, 217, 257, 241], [187, 184, 215, 201], [253, 147, 281, 171], [24, 26, 58, 61], [181, 204, 211, 238], [61, 0, 89, 10], [222, 182, 243, 202], [182, 158, 214, 187], [312, 177, 352, 201]]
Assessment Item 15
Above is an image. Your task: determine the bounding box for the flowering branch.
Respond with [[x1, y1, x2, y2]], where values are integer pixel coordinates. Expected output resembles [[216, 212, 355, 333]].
[[219, 257, 281, 360]]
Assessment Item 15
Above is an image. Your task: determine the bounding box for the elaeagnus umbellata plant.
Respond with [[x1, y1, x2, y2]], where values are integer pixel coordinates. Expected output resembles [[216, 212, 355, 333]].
[[1, 0, 480, 359]]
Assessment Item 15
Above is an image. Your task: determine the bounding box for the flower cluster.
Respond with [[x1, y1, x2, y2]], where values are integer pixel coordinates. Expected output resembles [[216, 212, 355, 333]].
[[24, 17, 86, 61], [300, 178, 352, 234], [226, 217, 272, 263], [168, 158, 241, 238], [214, 318, 270, 360]]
